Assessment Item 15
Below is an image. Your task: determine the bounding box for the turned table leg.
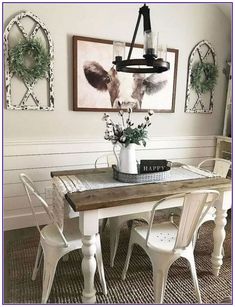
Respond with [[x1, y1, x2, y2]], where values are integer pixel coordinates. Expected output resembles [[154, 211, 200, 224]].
[[81, 235, 97, 303], [211, 207, 228, 276], [79, 210, 99, 303], [211, 190, 231, 277]]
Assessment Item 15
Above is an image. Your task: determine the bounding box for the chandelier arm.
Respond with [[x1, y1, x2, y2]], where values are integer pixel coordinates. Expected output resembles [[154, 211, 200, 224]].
[[140, 4, 151, 32], [127, 11, 142, 60]]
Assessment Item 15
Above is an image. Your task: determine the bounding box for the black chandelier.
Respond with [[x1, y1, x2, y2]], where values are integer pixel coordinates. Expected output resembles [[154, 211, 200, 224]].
[[113, 4, 170, 74]]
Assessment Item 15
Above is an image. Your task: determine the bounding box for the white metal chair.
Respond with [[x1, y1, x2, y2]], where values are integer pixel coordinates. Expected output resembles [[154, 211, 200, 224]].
[[122, 190, 220, 304], [95, 154, 151, 267], [20, 173, 107, 303], [109, 212, 151, 267], [170, 158, 231, 233], [95, 154, 117, 233], [198, 158, 231, 179], [196, 158, 231, 226], [94, 153, 117, 169]]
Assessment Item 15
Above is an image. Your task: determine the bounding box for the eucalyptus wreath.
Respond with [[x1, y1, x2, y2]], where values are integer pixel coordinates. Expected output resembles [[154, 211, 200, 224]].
[[190, 62, 218, 94], [9, 39, 50, 83]]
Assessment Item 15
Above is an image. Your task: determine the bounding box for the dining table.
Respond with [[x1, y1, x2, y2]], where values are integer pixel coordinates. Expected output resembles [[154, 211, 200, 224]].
[[51, 165, 231, 303]]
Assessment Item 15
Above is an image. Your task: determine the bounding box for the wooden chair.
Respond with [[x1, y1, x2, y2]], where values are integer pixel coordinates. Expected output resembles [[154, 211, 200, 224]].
[[95, 154, 151, 267], [20, 173, 107, 303], [122, 190, 220, 304]]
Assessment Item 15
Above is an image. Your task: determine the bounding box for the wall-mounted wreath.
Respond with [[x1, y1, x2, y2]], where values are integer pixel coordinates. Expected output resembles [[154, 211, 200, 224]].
[[190, 62, 218, 94], [4, 11, 54, 110], [9, 39, 50, 83]]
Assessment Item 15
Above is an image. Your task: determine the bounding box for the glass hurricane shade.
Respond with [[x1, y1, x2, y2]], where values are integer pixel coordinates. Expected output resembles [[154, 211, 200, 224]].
[[113, 41, 126, 61], [143, 30, 156, 58]]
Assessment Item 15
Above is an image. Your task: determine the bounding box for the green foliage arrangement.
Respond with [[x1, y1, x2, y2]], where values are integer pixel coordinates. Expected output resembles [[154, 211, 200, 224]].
[[190, 62, 218, 94], [103, 108, 154, 147], [122, 126, 148, 147], [9, 39, 50, 83]]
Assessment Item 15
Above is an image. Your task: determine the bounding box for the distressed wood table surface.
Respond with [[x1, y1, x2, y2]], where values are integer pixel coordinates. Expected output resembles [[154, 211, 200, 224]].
[[51, 167, 232, 304]]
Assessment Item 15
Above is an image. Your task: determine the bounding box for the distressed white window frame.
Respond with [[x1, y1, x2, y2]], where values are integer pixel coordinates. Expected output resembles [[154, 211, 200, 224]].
[[4, 11, 54, 111], [185, 40, 216, 114]]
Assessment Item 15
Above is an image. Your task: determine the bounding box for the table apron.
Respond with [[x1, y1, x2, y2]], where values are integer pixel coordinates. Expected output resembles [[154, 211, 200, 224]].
[[98, 198, 184, 219], [79, 198, 183, 235], [78, 189, 231, 236]]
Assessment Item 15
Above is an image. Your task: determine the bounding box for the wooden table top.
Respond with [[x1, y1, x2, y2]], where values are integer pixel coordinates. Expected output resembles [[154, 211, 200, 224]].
[[51, 167, 231, 212]]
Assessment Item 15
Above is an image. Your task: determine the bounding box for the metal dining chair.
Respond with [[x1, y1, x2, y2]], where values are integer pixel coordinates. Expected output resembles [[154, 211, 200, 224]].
[[95, 154, 151, 267], [122, 190, 220, 304], [198, 158, 231, 179], [195, 158, 231, 232], [170, 158, 231, 239], [20, 173, 107, 303]]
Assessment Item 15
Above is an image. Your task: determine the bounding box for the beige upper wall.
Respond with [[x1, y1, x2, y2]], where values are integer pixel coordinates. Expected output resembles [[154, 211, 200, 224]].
[[216, 3, 232, 23], [3, 3, 231, 141]]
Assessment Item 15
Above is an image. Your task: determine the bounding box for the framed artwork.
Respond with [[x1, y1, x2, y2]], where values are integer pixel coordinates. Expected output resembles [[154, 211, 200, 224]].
[[73, 36, 178, 112]]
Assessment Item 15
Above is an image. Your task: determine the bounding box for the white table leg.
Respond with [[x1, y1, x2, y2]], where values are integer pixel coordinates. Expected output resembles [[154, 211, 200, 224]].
[[211, 207, 228, 276], [81, 235, 97, 303], [79, 210, 99, 303], [211, 190, 231, 276]]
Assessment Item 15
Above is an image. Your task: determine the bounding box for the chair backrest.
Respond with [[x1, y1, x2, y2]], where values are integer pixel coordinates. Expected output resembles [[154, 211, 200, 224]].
[[20, 173, 68, 246], [146, 190, 220, 250], [95, 154, 116, 168], [198, 158, 231, 178]]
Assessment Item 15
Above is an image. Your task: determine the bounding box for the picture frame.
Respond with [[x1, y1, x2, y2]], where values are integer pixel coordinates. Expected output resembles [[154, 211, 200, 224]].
[[73, 36, 178, 112]]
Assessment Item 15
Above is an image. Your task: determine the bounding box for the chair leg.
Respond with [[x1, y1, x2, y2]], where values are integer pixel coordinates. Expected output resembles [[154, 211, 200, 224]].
[[99, 218, 108, 233], [32, 242, 43, 281], [192, 230, 199, 250], [222, 246, 225, 257], [41, 256, 59, 303], [169, 212, 176, 223], [152, 262, 169, 304], [127, 220, 133, 230], [95, 234, 107, 295], [121, 234, 134, 280], [62, 254, 69, 262], [110, 224, 121, 268], [187, 255, 202, 303]]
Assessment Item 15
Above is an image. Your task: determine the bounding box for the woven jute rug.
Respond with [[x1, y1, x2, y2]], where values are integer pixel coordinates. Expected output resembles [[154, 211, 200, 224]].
[[5, 216, 231, 304]]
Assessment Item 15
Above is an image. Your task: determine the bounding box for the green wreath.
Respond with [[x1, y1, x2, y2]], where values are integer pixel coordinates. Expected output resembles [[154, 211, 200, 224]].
[[190, 62, 218, 94], [9, 39, 50, 83]]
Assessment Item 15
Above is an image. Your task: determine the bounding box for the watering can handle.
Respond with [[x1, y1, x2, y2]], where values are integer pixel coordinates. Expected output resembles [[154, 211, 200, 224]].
[[113, 143, 121, 169]]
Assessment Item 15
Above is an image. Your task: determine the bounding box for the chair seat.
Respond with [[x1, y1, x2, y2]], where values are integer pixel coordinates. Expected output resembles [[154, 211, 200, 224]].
[[134, 221, 178, 252], [41, 218, 82, 247]]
